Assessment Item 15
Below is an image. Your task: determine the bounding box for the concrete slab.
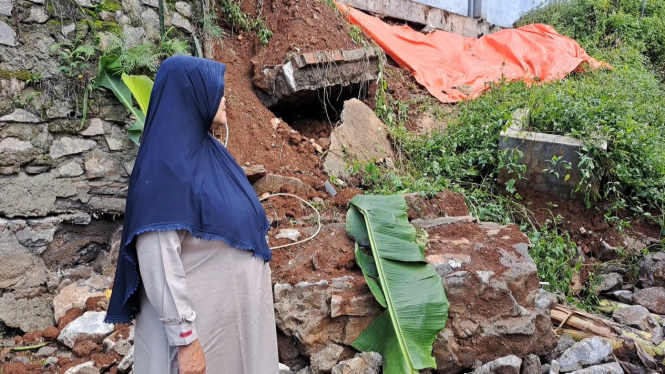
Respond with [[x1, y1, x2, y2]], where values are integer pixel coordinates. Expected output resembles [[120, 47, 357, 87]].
[[498, 110, 607, 199]]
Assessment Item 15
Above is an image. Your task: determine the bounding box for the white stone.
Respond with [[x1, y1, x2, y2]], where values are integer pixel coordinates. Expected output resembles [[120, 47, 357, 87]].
[[276, 228, 301, 242], [57, 311, 115, 348], [105, 136, 124, 151], [175, 1, 191, 17], [0, 108, 41, 123], [64, 361, 100, 374], [558, 336, 613, 372], [24, 6, 49, 23], [62, 23, 76, 36], [0, 137, 33, 153], [568, 362, 623, 374], [122, 26, 145, 48], [81, 118, 106, 136], [0, 0, 12, 16], [50, 138, 96, 159], [118, 345, 134, 373], [171, 12, 194, 33], [0, 21, 17, 46], [74, 0, 94, 7], [140, 0, 157, 7], [53, 276, 111, 320], [58, 162, 84, 177]]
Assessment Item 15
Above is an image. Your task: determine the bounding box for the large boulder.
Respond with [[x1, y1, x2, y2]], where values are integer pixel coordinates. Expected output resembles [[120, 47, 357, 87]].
[[0, 293, 54, 332], [639, 252, 665, 288], [632, 287, 665, 314], [58, 311, 115, 348], [53, 275, 112, 320], [557, 337, 613, 373]]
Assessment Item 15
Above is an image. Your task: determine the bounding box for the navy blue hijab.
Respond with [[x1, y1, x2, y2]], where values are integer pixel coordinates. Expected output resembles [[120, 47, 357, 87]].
[[105, 56, 271, 324]]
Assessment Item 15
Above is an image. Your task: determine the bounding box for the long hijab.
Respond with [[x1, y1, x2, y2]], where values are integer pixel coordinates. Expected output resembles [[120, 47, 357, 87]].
[[105, 56, 271, 323]]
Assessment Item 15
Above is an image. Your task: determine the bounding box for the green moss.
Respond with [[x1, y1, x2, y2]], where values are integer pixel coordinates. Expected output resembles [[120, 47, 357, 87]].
[[0, 69, 33, 81], [98, 0, 122, 12], [46, 19, 62, 27], [92, 20, 122, 35]]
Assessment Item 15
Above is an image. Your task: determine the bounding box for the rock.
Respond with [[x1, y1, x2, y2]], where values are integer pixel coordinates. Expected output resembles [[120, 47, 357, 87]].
[[331, 352, 382, 374], [140, 0, 157, 7], [175, 2, 191, 17], [64, 361, 100, 374], [53, 275, 111, 320], [58, 162, 85, 177], [122, 26, 145, 48], [470, 355, 522, 374], [0, 222, 50, 288], [0, 0, 11, 15], [279, 362, 291, 374], [310, 344, 344, 373], [242, 164, 268, 183], [0, 293, 54, 332], [50, 138, 97, 159], [80, 119, 107, 136], [612, 305, 662, 342], [57, 311, 115, 348], [114, 339, 132, 356], [0, 109, 41, 123], [84, 154, 118, 179], [0, 137, 34, 153], [568, 362, 623, 374], [276, 229, 301, 242], [0, 21, 17, 46], [24, 6, 49, 23], [35, 346, 57, 357], [105, 136, 124, 151], [633, 287, 665, 314], [639, 252, 665, 288], [45, 356, 59, 366], [62, 23, 76, 36], [597, 240, 617, 261], [557, 336, 613, 372], [253, 174, 308, 195], [597, 273, 623, 293], [13, 356, 30, 364], [171, 12, 194, 33], [73, 0, 94, 7], [550, 360, 560, 374], [118, 345, 134, 373], [324, 99, 395, 179], [522, 354, 542, 374], [610, 290, 633, 304]]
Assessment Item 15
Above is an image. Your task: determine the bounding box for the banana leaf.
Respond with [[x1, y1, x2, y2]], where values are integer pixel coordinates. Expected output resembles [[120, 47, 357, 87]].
[[347, 194, 449, 374], [121, 74, 153, 115]]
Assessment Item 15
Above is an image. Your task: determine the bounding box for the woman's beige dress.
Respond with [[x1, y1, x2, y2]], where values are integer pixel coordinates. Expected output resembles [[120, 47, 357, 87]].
[[133, 230, 279, 374]]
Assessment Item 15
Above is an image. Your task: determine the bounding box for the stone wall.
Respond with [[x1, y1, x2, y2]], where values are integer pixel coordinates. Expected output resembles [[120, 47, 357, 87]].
[[0, 0, 197, 332]]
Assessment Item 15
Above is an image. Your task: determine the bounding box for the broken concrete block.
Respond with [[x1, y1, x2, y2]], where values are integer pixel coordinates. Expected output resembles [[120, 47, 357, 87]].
[[323, 99, 395, 179]]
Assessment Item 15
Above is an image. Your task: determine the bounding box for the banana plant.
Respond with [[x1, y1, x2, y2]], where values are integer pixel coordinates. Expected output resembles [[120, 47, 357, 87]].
[[93, 55, 154, 145], [346, 194, 449, 374]]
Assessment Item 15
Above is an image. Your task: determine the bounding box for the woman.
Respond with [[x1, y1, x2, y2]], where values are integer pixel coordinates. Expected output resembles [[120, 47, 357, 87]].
[[105, 56, 279, 374]]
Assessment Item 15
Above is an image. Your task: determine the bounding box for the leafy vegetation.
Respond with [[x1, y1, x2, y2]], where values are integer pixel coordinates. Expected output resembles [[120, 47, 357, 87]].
[[218, 0, 273, 45], [346, 195, 448, 373], [359, 0, 665, 305]]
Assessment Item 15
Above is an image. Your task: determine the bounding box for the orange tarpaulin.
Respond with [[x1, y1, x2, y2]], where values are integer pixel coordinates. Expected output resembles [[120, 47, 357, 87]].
[[337, 3, 606, 103]]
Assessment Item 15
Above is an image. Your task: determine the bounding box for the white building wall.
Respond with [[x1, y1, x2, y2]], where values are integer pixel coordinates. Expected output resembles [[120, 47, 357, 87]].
[[411, 0, 469, 17], [411, 0, 551, 28]]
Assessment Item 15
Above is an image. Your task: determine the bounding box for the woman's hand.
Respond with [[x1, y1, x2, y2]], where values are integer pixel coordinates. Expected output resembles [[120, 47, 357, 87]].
[[178, 338, 206, 374]]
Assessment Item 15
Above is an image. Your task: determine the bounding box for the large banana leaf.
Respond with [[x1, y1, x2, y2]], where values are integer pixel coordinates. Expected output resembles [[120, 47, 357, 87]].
[[346, 195, 449, 374], [121, 74, 153, 115]]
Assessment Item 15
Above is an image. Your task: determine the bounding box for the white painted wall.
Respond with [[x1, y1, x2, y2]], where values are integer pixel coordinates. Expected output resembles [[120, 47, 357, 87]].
[[411, 0, 551, 28]]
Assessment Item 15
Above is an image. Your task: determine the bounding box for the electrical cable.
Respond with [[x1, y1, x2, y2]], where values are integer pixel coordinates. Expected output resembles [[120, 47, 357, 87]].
[[259, 193, 322, 250]]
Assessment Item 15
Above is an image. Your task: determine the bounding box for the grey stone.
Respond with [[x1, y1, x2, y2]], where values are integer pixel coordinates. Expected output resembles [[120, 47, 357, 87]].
[[0, 21, 17, 46], [633, 287, 665, 314], [50, 138, 97, 159], [324, 99, 394, 179], [470, 355, 522, 374], [0, 109, 41, 123], [522, 354, 542, 374], [0, 0, 12, 15], [597, 273, 623, 293], [550, 360, 560, 374], [73, 0, 94, 7], [254, 174, 308, 195], [639, 252, 665, 288], [85, 154, 118, 179], [113, 339, 132, 356], [122, 26, 145, 48], [557, 337, 613, 372], [58, 162, 85, 177], [58, 311, 114, 348], [331, 352, 382, 374], [175, 1, 191, 17], [0, 293, 54, 332], [141, 8, 160, 40], [612, 305, 662, 342], [14, 216, 62, 251], [242, 164, 268, 183], [310, 344, 344, 373], [45, 356, 59, 366], [140, 0, 157, 7], [53, 275, 111, 320], [171, 12, 194, 33], [24, 6, 50, 23], [13, 356, 30, 364], [546, 335, 576, 363], [25, 165, 51, 174], [535, 289, 557, 310], [0, 222, 50, 288], [62, 23, 76, 37], [0, 26, 59, 76], [35, 346, 58, 357], [0, 137, 34, 153], [105, 136, 124, 151], [64, 361, 100, 374], [81, 118, 107, 136], [118, 345, 134, 372], [568, 362, 623, 374], [610, 290, 633, 304]]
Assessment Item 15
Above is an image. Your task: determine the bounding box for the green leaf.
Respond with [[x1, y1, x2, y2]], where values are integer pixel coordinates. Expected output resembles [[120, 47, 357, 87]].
[[346, 205, 370, 247], [347, 194, 449, 373], [127, 114, 145, 145], [122, 74, 154, 115], [355, 243, 387, 308]]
